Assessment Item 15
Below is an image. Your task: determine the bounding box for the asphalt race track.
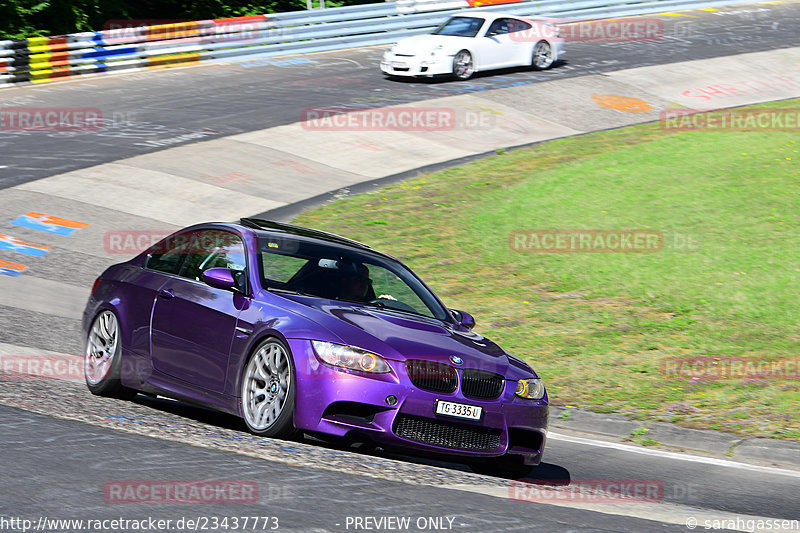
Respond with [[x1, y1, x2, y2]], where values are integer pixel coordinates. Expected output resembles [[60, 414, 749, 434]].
[[2, 2, 800, 531], [1, 3, 800, 188], [2, 379, 799, 531], [0, 407, 713, 533]]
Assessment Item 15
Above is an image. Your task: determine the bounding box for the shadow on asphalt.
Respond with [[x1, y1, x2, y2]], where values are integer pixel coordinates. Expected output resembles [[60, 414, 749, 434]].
[[133, 393, 571, 485], [382, 60, 569, 85], [133, 393, 245, 431]]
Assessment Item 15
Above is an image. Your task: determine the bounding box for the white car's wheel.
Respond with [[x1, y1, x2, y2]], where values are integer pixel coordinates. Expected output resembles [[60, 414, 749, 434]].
[[452, 50, 474, 81], [532, 40, 554, 70]]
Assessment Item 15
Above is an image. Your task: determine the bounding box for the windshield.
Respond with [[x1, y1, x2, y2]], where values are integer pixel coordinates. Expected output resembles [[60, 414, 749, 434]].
[[432, 17, 485, 37], [257, 237, 451, 321]]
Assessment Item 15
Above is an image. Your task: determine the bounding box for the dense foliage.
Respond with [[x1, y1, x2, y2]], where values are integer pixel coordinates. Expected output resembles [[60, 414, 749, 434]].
[[1, 0, 370, 40]]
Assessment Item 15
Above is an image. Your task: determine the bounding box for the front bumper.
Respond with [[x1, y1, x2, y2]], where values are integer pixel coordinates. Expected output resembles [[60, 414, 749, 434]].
[[380, 52, 453, 77], [288, 339, 548, 463]]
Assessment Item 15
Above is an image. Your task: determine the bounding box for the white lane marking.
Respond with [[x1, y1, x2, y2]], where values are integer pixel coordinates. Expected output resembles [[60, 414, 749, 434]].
[[0, 342, 70, 357], [548, 431, 800, 478], [325, 57, 364, 67]]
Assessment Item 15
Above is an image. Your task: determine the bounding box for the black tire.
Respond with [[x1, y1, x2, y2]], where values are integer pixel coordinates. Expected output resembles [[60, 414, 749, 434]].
[[469, 454, 537, 479], [84, 310, 137, 400], [240, 337, 297, 438], [531, 40, 554, 71], [452, 50, 474, 81]]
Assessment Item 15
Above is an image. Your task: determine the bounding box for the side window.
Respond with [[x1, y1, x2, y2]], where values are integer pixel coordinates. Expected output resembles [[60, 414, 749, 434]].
[[146, 232, 195, 274], [178, 230, 247, 284], [487, 18, 511, 36], [507, 19, 532, 33]]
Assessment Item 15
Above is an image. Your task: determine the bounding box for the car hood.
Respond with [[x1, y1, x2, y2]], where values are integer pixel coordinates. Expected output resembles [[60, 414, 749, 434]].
[[392, 34, 472, 56], [278, 294, 536, 378]]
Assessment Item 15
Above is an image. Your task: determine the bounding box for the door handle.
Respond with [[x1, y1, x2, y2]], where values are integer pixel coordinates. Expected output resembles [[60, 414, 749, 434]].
[[158, 288, 175, 299]]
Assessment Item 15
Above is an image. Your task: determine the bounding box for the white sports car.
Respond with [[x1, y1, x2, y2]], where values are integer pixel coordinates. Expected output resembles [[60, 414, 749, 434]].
[[381, 12, 565, 80]]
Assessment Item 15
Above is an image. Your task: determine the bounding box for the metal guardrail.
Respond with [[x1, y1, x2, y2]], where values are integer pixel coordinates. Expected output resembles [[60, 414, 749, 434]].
[[0, 0, 748, 88]]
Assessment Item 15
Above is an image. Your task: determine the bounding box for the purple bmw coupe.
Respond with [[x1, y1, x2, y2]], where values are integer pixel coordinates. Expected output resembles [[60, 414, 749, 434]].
[[84, 219, 548, 476]]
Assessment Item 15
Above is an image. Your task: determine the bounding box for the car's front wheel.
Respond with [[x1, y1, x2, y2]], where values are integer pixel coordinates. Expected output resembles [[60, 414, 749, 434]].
[[452, 50, 474, 80], [84, 310, 137, 399], [241, 338, 297, 438]]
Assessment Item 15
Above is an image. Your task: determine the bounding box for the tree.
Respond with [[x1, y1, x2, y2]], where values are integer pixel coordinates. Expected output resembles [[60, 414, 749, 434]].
[[0, 0, 320, 40]]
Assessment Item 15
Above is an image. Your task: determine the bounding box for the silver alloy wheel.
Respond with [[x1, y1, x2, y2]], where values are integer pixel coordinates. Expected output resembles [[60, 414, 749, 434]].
[[85, 310, 118, 386], [453, 50, 474, 80], [532, 41, 554, 69], [242, 341, 291, 431]]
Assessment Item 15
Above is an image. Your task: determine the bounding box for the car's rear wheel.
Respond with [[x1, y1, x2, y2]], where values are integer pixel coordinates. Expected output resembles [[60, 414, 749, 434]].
[[531, 40, 554, 70], [241, 338, 297, 438], [468, 454, 536, 479], [531, 41, 555, 70], [84, 310, 137, 399], [452, 50, 474, 80]]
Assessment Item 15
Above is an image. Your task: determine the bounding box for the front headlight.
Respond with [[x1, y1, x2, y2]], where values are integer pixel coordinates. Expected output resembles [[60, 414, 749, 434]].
[[515, 378, 546, 399], [312, 341, 391, 374]]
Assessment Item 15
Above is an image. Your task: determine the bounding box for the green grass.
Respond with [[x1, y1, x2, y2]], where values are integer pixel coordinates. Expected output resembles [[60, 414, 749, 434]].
[[295, 99, 800, 440], [625, 427, 660, 447]]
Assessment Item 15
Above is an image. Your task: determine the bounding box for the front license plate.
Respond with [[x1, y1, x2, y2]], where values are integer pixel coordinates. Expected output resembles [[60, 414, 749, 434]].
[[392, 61, 408, 68], [435, 400, 482, 421]]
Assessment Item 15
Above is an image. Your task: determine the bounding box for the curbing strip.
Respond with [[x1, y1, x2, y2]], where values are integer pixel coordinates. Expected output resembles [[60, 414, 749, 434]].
[[732, 437, 800, 465], [550, 406, 799, 468]]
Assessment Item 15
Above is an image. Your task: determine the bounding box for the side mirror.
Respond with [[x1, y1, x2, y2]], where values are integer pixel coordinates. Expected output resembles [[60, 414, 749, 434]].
[[202, 267, 237, 291], [450, 309, 476, 330]]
